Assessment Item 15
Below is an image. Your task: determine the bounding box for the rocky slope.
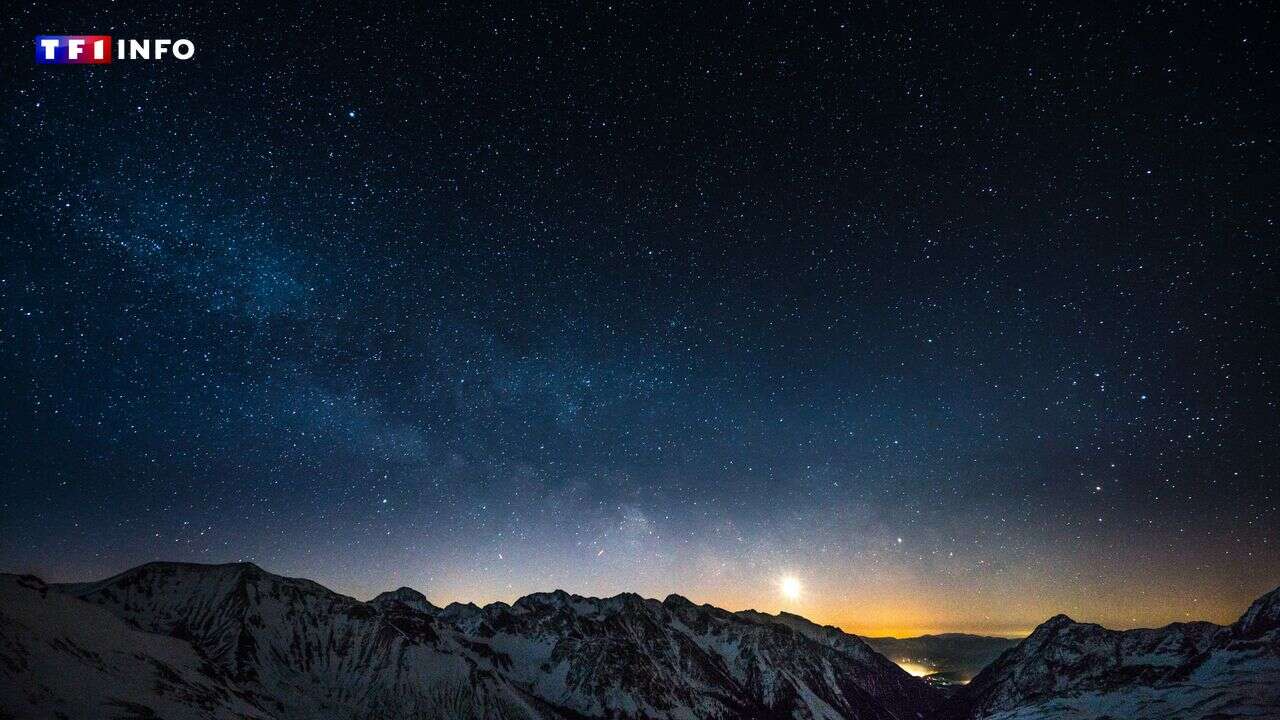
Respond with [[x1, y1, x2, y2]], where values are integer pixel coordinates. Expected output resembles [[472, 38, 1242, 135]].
[[3, 560, 1276, 720], [0, 573, 269, 720], [959, 587, 1280, 719], [43, 562, 554, 719], [1, 561, 943, 719]]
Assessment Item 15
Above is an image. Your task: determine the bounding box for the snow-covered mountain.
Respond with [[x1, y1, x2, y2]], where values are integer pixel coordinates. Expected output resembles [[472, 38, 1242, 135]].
[[1, 561, 942, 719], [3, 561, 1276, 720], [0, 573, 270, 720], [38, 562, 558, 719], [958, 587, 1280, 719]]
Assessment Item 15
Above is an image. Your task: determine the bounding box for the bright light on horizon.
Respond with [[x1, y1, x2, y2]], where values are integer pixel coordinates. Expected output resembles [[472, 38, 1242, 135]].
[[780, 575, 802, 601]]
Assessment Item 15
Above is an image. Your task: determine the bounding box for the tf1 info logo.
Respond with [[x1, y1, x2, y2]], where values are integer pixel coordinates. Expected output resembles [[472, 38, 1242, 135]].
[[35, 36, 195, 64]]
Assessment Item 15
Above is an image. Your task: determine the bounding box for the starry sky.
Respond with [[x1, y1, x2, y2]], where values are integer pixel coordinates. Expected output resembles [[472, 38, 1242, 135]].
[[2, 2, 1277, 637]]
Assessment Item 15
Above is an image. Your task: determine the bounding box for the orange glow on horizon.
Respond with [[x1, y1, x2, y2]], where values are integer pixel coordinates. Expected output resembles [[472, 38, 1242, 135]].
[[332, 559, 1272, 641]]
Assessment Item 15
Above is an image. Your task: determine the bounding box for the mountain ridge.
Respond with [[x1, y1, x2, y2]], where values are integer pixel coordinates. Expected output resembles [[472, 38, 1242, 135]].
[[7, 561, 944, 719], [958, 588, 1280, 719], [2, 561, 1277, 720]]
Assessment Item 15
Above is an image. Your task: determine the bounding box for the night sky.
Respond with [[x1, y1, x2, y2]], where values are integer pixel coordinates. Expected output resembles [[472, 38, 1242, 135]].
[[2, 2, 1277, 637]]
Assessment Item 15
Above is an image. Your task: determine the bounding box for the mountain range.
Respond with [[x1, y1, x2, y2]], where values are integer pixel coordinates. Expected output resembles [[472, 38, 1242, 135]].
[[957, 585, 1280, 719], [1, 561, 1276, 719]]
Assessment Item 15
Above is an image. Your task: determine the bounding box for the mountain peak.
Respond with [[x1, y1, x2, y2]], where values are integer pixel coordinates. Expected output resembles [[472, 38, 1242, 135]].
[[370, 585, 437, 613], [663, 592, 695, 607], [56, 559, 273, 597], [777, 610, 813, 622], [1041, 613, 1076, 627], [1019, 614, 1080, 645], [513, 588, 575, 610], [374, 586, 427, 602], [958, 588, 1280, 718], [1235, 584, 1280, 638]]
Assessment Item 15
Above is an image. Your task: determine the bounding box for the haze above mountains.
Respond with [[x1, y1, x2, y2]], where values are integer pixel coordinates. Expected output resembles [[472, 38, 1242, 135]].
[[1, 562, 1277, 719]]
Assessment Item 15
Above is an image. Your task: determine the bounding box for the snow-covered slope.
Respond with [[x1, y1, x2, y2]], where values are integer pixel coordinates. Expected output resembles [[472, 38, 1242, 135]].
[[55, 562, 572, 719], [736, 609, 897, 668], [735, 608, 937, 694], [0, 573, 268, 720], [6, 561, 941, 720], [468, 590, 943, 719], [7, 560, 1273, 720], [960, 587, 1280, 719], [1235, 585, 1280, 639], [738, 610, 1017, 686]]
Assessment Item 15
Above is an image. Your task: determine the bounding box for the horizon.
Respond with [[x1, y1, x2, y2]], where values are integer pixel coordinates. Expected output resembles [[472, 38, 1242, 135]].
[[10, 556, 1273, 640]]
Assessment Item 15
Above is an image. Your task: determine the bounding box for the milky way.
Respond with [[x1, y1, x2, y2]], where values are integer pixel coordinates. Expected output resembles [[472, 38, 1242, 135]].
[[1, 2, 1276, 635]]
